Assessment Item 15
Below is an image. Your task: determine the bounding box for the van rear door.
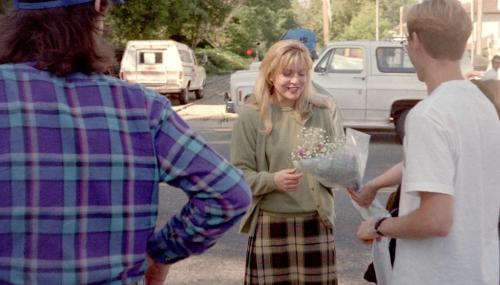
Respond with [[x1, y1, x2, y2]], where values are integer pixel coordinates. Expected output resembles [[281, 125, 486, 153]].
[[164, 47, 184, 89], [136, 49, 168, 85]]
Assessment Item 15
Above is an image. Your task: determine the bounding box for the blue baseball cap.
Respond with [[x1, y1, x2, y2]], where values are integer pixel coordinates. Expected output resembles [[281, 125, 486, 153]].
[[14, 0, 124, 10]]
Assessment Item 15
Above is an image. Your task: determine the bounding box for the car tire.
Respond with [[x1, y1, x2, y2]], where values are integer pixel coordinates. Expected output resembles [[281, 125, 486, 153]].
[[179, 88, 189, 105], [194, 88, 204, 99]]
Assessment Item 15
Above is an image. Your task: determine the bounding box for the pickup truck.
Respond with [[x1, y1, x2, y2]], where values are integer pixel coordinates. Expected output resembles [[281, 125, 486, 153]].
[[225, 40, 472, 129]]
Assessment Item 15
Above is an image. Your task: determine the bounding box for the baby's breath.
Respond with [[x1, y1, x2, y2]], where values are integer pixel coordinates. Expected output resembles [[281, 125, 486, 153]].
[[291, 127, 346, 161]]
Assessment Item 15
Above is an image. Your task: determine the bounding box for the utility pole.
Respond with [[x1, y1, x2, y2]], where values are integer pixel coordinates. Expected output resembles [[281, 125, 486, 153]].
[[476, 0, 483, 55], [322, 0, 331, 45], [470, 0, 476, 66], [376, 0, 380, 40], [400, 6, 404, 38]]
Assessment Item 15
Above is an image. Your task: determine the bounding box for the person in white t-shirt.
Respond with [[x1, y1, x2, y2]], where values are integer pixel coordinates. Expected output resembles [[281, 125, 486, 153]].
[[482, 55, 500, 81], [353, 1, 500, 284]]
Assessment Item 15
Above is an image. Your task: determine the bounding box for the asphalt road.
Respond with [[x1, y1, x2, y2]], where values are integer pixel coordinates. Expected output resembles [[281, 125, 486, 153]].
[[156, 75, 403, 285]]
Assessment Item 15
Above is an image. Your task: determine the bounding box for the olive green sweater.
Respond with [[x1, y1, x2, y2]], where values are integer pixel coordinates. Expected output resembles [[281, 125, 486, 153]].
[[231, 103, 344, 235]]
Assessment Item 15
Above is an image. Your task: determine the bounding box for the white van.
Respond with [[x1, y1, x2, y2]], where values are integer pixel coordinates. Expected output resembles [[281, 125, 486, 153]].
[[120, 40, 206, 105]]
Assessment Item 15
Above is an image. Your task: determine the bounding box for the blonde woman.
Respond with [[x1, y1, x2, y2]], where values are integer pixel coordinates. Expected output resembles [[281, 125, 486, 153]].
[[231, 40, 344, 284]]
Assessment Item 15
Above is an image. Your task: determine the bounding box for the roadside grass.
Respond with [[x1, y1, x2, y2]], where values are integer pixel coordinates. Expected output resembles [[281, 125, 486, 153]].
[[196, 48, 252, 75]]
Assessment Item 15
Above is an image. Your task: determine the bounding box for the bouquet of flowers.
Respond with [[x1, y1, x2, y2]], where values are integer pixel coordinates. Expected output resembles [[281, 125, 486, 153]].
[[291, 127, 388, 220], [291, 127, 370, 190]]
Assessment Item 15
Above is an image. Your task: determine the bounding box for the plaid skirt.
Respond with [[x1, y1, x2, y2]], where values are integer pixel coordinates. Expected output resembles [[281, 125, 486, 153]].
[[245, 211, 337, 285]]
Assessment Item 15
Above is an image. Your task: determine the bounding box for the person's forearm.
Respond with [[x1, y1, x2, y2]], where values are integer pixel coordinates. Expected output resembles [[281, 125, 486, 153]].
[[367, 161, 403, 190], [377, 192, 453, 239], [147, 179, 252, 264], [349, 162, 403, 208]]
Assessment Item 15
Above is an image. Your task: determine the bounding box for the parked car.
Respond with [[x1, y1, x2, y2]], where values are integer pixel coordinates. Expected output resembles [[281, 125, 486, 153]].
[[225, 40, 473, 129], [120, 40, 206, 105]]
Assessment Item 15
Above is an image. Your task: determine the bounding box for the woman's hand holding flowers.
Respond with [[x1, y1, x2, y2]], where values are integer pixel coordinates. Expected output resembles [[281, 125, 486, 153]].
[[274, 168, 303, 192]]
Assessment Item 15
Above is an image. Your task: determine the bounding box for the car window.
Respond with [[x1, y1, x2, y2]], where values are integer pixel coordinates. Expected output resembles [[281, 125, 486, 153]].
[[179, 50, 193, 64], [191, 52, 198, 65], [329, 48, 364, 73], [314, 50, 333, 73], [139, 51, 163, 65], [376, 47, 415, 73]]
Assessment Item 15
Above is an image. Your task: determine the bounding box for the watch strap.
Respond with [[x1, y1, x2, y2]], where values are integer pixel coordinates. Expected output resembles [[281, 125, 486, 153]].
[[374, 217, 388, 236]]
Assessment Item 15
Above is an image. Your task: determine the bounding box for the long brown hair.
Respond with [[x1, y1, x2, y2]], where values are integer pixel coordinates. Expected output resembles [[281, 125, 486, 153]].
[[0, 1, 115, 76]]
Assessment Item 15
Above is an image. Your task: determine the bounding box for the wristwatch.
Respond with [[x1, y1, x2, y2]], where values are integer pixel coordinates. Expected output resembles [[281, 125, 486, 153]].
[[374, 217, 388, 236]]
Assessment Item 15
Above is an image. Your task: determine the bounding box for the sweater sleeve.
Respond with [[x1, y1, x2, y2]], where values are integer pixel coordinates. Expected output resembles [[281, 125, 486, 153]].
[[230, 108, 277, 197], [330, 101, 345, 140], [145, 94, 251, 264]]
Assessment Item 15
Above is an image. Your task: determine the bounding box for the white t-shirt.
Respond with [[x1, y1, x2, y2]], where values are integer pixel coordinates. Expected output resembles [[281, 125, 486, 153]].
[[482, 68, 499, 81], [393, 80, 500, 285]]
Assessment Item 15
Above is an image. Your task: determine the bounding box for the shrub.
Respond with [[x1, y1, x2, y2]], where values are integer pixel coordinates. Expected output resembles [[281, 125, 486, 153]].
[[196, 48, 252, 75]]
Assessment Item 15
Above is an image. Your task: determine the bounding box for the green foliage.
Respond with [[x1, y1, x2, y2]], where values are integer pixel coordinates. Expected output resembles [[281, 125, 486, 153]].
[[292, 0, 323, 45], [177, 0, 233, 47], [108, 0, 232, 48], [381, 0, 416, 27], [248, 0, 291, 9], [108, 0, 169, 47], [222, 2, 297, 56], [293, 0, 417, 43], [339, 1, 389, 40], [196, 48, 252, 74], [1, 0, 420, 73], [336, 0, 417, 41], [0, 0, 13, 14], [330, 0, 365, 41], [108, 0, 245, 73]]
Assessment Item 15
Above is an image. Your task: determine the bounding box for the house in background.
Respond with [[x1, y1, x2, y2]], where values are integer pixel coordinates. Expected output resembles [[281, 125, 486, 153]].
[[461, 0, 500, 70]]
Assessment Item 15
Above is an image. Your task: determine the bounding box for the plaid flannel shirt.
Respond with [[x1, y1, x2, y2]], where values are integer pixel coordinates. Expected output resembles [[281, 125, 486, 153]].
[[0, 63, 251, 285]]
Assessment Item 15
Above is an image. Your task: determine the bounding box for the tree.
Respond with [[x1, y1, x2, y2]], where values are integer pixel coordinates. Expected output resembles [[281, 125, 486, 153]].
[[292, 0, 324, 45], [108, 0, 170, 46], [380, 0, 417, 37], [0, 0, 12, 14], [221, 0, 297, 56], [180, 0, 233, 48], [381, 0, 416, 26], [292, 0, 417, 43], [338, 0, 416, 40], [292, 0, 366, 45], [330, 0, 365, 40], [108, 0, 234, 48], [339, 1, 391, 40]]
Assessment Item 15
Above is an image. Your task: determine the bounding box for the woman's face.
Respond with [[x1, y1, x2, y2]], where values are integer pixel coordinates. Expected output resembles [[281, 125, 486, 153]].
[[272, 60, 308, 107]]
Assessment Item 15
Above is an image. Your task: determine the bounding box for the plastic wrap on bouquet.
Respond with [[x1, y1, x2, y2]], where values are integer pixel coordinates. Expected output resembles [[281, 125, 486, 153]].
[[350, 198, 388, 220], [372, 236, 393, 285], [292, 128, 370, 190], [294, 145, 362, 189], [292, 127, 388, 220]]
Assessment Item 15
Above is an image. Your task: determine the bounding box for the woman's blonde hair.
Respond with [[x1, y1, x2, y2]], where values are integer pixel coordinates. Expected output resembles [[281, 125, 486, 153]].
[[252, 39, 331, 134]]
